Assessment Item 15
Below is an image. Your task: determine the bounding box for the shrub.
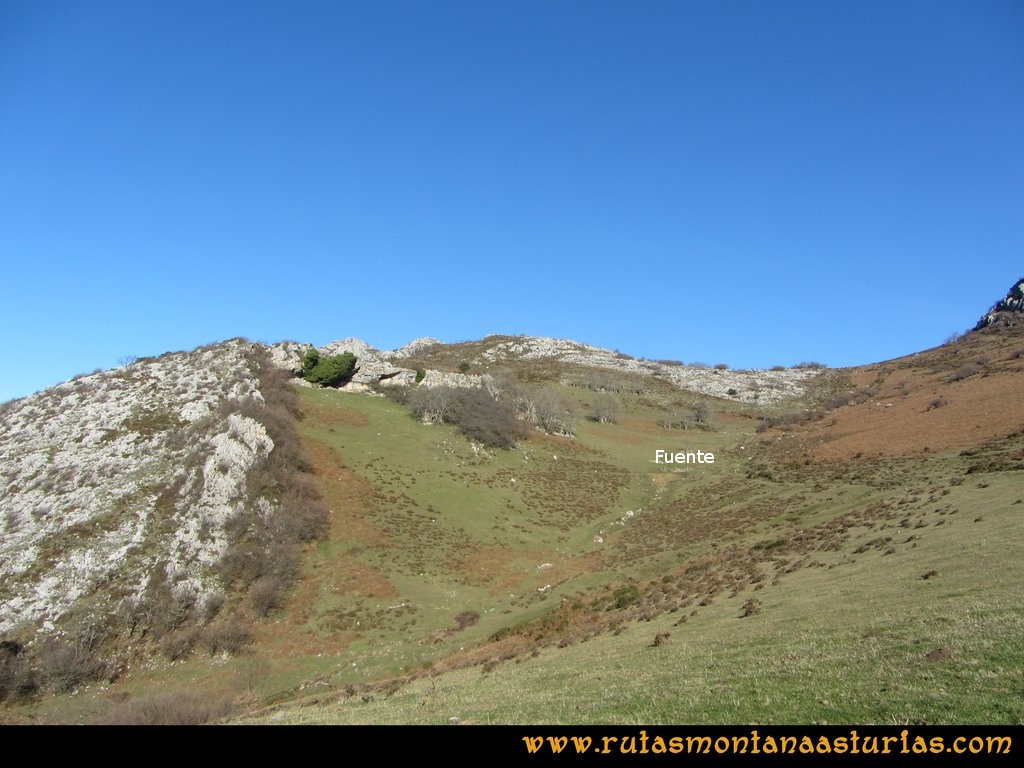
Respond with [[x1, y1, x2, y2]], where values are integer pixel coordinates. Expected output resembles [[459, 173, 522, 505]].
[[407, 385, 455, 424], [300, 347, 320, 377], [450, 387, 526, 448], [714, 363, 729, 370], [823, 391, 856, 410], [405, 385, 528, 447], [740, 598, 762, 618], [270, 467, 329, 542], [950, 362, 984, 382], [159, 627, 201, 661], [250, 575, 289, 617], [458, 361, 471, 373], [611, 585, 640, 609], [201, 619, 252, 656], [303, 351, 357, 387], [97, 690, 235, 725], [35, 636, 105, 693], [0, 643, 35, 702], [770, 365, 786, 371], [453, 610, 480, 631], [793, 361, 827, 369], [218, 541, 274, 586], [415, 368, 426, 384]]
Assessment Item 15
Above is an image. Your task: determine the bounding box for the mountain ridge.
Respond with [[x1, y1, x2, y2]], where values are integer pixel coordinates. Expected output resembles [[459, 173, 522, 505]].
[[272, 333, 817, 404]]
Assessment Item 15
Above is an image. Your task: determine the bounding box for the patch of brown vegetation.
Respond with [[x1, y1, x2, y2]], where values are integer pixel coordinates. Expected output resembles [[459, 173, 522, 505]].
[[301, 436, 384, 545], [756, 327, 1024, 460], [250, 430, 397, 658], [250, 619, 355, 658], [810, 370, 1024, 460], [322, 559, 398, 599], [547, 551, 606, 582], [459, 546, 554, 595]]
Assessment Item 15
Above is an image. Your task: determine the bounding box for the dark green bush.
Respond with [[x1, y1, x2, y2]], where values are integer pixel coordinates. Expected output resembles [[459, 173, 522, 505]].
[[302, 351, 357, 387], [612, 585, 640, 610], [300, 347, 320, 377]]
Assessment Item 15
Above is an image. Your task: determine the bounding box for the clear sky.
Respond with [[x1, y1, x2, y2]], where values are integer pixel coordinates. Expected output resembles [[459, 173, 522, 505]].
[[2, 0, 1022, 402]]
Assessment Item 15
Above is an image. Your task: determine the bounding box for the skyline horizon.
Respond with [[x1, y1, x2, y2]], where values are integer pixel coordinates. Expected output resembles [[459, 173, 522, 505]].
[[3, 2, 1021, 402], [4, 276, 1016, 404]]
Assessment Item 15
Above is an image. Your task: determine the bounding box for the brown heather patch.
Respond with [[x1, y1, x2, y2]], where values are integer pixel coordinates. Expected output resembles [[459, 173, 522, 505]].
[[301, 435, 385, 545], [750, 326, 1024, 461], [546, 551, 606, 583], [320, 559, 398, 600], [459, 546, 554, 596], [250, 619, 356, 659], [810, 363, 1024, 460], [244, 427, 396, 660]]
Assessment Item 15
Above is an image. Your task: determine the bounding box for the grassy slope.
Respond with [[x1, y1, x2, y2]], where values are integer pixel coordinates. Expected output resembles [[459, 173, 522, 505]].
[[243, 347, 1023, 724], [7, 330, 1021, 724]]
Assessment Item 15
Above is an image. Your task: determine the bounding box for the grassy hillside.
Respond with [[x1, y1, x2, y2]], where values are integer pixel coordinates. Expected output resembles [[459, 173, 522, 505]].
[[238, 386, 1021, 723], [3, 326, 1021, 725]]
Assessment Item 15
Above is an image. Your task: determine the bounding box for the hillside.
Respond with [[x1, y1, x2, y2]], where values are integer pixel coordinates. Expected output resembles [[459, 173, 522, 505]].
[[0, 340, 269, 636], [0, 296, 1022, 725], [242, 320, 1023, 725]]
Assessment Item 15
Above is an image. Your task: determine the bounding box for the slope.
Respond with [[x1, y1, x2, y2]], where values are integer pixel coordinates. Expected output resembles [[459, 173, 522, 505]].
[[240, 325, 1023, 724]]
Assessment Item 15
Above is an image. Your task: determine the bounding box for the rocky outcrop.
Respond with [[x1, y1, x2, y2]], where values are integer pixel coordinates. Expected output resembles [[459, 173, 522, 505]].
[[974, 277, 1024, 330], [278, 334, 817, 403], [269, 339, 419, 389], [475, 335, 815, 403], [0, 340, 272, 637]]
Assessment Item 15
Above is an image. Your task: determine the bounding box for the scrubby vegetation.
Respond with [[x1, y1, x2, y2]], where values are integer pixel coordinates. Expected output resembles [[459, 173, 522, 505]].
[[381, 367, 580, 446], [757, 385, 879, 433], [218, 348, 329, 614], [396, 384, 528, 448], [301, 347, 357, 387], [659, 401, 717, 431]]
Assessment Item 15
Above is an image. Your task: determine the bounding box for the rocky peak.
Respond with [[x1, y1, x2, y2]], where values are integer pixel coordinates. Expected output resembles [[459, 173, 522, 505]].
[[975, 277, 1024, 330]]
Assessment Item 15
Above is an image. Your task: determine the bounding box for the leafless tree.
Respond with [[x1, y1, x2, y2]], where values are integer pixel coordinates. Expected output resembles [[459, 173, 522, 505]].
[[591, 392, 622, 424], [691, 401, 716, 431], [407, 385, 455, 423], [531, 386, 577, 435]]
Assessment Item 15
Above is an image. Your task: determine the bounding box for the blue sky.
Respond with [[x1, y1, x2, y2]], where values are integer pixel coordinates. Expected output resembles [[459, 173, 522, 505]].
[[1, 1, 1021, 402]]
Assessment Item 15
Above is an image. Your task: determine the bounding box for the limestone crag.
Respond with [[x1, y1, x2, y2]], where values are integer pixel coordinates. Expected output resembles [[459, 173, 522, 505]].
[[0, 340, 272, 636], [287, 338, 420, 388], [475, 335, 815, 403], [290, 334, 816, 403], [975, 278, 1024, 330]]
